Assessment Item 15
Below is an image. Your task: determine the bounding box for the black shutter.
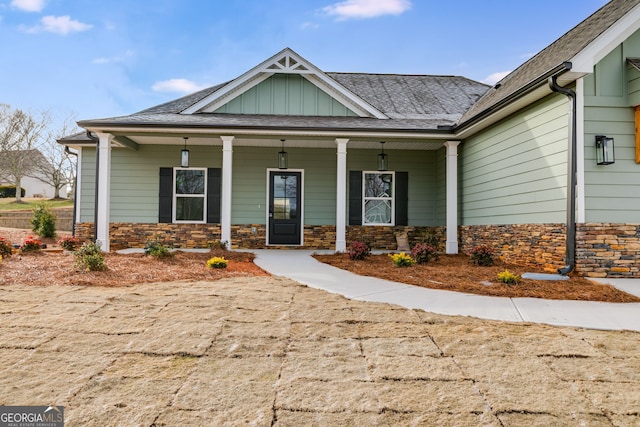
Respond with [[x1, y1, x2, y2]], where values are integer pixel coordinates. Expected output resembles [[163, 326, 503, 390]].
[[159, 168, 173, 223], [207, 168, 221, 223], [395, 171, 408, 226], [349, 170, 362, 225]]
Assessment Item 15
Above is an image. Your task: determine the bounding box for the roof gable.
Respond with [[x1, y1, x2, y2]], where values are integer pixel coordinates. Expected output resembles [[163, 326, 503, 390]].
[[213, 73, 359, 117], [181, 48, 388, 119]]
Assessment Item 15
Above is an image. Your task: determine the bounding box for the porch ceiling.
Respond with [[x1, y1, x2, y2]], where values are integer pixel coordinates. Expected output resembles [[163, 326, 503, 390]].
[[114, 134, 446, 150]]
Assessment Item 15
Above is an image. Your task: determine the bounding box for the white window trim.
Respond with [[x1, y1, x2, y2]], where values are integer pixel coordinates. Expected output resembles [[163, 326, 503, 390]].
[[173, 167, 207, 224], [362, 170, 395, 226]]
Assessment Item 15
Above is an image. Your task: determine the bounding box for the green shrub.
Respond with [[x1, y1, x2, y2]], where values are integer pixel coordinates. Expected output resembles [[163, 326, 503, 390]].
[[497, 269, 521, 285], [411, 242, 438, 264], [144, 238, 173, 258], [348, 241, 370, 260], [207, 256, 228, 268], [74, 241, 106, 271], [389, 252, 416, 267], [469, 245, 494, 266], [31, 202, 56, 238], [21, 236, 42, 252], [0, 237, 12, 258]]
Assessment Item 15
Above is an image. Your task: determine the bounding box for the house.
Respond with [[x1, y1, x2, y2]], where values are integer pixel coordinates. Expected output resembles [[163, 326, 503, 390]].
[[0, 149, 64, 199], [59, 0, 640, 278]]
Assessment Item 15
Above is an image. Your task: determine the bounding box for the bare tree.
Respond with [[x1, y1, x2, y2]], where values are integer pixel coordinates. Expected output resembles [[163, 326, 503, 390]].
[[0, 105, 50, 203], [32, 114, 79, 199]]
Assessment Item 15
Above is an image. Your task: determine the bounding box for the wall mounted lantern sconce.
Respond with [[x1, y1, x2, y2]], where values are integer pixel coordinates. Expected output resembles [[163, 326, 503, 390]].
[[278, 139, 288, 169], [377, 141, 388, 171], [181, 137, 190, 168], [595, 135, 615, 165]]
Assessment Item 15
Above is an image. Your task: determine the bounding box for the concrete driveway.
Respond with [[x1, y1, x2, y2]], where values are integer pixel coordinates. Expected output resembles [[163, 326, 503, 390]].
[[0, 277, 638, 426]]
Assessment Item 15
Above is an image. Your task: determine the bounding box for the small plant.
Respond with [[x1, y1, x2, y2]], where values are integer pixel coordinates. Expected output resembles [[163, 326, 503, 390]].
[[497, 269, 521, 285], [411, 242, 438, 264], [31, 202, 57, 238], [207, 256, 228, 269], [348, 241, 370, 261], [419, 227, 441, 250], [208, 240, 229, 251], [21, 236, 42, 252], [58, 236, 81, 252], [389, 252, 416, 267], [469, 245, 494, 266], [0, 237, 12, 258], [144, 238, 173, 258], [74, 241, 106, 271]]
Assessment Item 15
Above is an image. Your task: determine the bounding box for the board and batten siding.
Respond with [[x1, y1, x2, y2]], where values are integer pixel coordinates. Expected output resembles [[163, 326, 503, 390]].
[[460, 93, 570, 225], [581, 32, 640, 223], [214, 74, 358, 117]]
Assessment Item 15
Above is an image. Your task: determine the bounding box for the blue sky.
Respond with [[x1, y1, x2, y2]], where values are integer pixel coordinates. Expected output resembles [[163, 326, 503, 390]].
[[0, 0, 609, 127]]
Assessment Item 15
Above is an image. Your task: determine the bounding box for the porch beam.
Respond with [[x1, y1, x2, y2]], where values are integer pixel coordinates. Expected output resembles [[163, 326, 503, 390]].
[[220, 135, 234, 248], [335, 138, 349, 252], [113, 136, 139, 151], [444, 141, 461, 254], [95, 132, 113, 251]]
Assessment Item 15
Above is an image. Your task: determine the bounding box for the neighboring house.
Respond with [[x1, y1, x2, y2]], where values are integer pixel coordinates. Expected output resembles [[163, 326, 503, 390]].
[[0, 149, 63, 198], [59, 0, 640, 278]]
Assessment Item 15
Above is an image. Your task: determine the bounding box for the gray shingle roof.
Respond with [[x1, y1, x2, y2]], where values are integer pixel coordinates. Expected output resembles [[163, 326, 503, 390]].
[[458, 0, 640, 125], [79, 73, 489, 132]]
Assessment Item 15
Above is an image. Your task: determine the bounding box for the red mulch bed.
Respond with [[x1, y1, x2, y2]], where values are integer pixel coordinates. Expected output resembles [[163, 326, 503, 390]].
[[314, 253, 640, 303]]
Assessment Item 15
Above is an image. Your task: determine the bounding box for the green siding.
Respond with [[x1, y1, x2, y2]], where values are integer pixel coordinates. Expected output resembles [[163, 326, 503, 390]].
[[79, 145, 222, 223], [346, 149, 439, 226], [582, 28, 640, 223], [460, 94, 570, 225], [80, 144, 441, 227], [214, 74, 358, 116]]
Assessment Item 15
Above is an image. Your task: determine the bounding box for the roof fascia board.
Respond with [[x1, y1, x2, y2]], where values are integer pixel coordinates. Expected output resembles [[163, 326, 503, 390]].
[[180, 48, 388, 119], [454, 62, 572, 137], [80, 125, 454, 140], [571, 3, 640, 73]]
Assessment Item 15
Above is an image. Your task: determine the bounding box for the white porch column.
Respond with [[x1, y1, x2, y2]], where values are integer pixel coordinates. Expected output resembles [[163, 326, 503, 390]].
[[220, 136, 234, 248], [444, 141, 461, 254], [95, 132, 113, 251], [335, 138, 349, 252]]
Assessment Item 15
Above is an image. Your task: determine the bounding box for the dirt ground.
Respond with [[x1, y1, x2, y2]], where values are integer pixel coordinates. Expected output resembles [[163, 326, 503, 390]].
[[1, 227, 639, 425], [314, 253, 640, 303], [0, 277, 638, 426]]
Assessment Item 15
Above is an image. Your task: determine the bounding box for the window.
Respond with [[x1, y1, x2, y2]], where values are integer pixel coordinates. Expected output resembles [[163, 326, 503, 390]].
[[174, 168, 207, 223], [362, 171, 394, 225]]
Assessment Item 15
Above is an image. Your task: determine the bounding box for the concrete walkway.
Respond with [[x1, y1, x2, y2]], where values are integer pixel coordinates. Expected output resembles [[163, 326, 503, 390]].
[[252, 250, 640, 332]]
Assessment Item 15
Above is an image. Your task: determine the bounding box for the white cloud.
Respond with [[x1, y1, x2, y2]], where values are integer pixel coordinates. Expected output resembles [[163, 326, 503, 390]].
[[483, 71, 511, 86], [152, 79, 207, 94], [11, 0, 46, 12], [24, 15, 92, 34], [323, 0, 411, 20]]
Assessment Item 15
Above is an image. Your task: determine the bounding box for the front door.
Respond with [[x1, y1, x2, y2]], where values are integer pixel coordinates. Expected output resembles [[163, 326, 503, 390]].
[[268, 171, 302, 245]]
